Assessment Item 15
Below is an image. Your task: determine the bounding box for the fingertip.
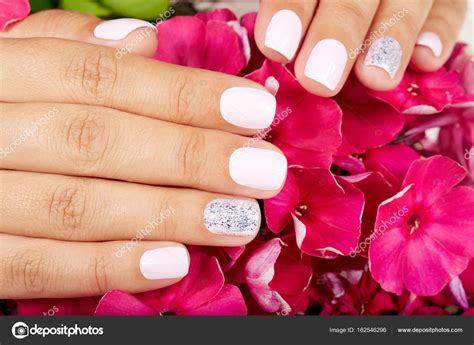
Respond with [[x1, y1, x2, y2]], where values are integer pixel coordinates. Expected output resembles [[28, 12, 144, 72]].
[[92, 19, 157, 58], [410, 46, 446, 72]]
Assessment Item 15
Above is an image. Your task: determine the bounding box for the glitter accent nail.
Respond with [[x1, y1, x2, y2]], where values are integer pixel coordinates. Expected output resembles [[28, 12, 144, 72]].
[[204, 199, 260, 236], [364, 36, 402, 78]]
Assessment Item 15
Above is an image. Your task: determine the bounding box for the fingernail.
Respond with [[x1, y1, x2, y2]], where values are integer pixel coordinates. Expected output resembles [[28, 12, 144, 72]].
[[229, 148, 287, 190], [416, 32, 442, 57], [204, 199, 260, 236], [139, 247, 189, 280], [264, 9, 303, 60], [94, 18, 155, 40], [304, 39, 348, 91], [220, 87, 276, 129], [364, 36, 402, 79]]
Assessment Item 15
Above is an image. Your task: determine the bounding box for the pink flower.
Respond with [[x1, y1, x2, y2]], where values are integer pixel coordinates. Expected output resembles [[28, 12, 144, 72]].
[[264, 168, 364, 258], [369, 68, 474, 115], [445, 43, 474, 94], [245, 236, 312, 315], [246, 60, 342, 168], [335, 75, 405, 156], [363, 144, 420, 190], [154, 10, 248, 75], [95, 247, 247, 315], [0, 0, 29, 31], [16, 297, 100, 316], [369, 155, 474, 296]]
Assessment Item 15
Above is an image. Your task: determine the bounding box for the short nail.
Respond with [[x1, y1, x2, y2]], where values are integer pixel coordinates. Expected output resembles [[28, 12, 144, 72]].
[[229, 147, 287, 190], [264, 9, 303, 60], [416, 32, 442, 57], [364, 36, 402, 79], [204, 199, 260, 236], [304, 39, 348, 91], [220, 87, 276, 129], [139, 247, 189, 280], [94, 18, 155, 40]]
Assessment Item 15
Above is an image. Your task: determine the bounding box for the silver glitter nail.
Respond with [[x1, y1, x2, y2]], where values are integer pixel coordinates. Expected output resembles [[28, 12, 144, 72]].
[[364, 36, 402, 79], [204, 199, 260, 236]]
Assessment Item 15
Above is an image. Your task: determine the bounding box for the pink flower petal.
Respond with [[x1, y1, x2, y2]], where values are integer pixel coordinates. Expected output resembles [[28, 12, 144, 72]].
[[95, 290, 155, 316], [183, 284, 247, 315], [423, 186, 474, 257], [17, 297, 99, 316], [264, 171, 299, 233], [246, 60, 342, 168], [0, 0, 30, 31], [402, 155, 466, 207], [402, 230, 469, 296]]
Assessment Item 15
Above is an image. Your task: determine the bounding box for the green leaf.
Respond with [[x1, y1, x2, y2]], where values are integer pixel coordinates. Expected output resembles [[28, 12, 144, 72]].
[[29, 0, 55, 13], [59, 0, 113, 18], [100, 0, 170, 21]]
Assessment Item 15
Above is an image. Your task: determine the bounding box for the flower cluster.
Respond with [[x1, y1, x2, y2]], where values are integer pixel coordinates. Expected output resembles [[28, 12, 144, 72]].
[[6, 6, 474, 316]]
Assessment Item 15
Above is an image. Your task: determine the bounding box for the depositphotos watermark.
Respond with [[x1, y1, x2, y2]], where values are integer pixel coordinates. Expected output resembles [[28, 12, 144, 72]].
[[0, 107, 58, 159], [349, 8, 408, 59], [464, 147, 474, 160], [11, 321, 103, 339], [115, 207, 176, 258], [349, 205, 409, 257]]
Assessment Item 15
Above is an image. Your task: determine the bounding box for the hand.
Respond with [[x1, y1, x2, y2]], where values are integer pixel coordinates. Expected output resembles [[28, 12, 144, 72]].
[[0, 11, 286, 299], [254, 0, 467, 95]]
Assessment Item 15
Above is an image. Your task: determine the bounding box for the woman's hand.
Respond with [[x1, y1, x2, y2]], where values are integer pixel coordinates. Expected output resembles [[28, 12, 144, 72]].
[[0, 11, 286, 299], [254, 0, 467, 95]]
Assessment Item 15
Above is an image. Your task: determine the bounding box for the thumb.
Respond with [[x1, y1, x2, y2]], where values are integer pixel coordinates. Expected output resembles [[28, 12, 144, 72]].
[[0, 9, 157, 58]]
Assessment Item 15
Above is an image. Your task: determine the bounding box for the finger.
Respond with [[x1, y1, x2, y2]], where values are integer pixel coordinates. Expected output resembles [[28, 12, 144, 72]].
[[0, 233, 189, 298], [0, 9, 157, 58], [255, 0, 317, 62], [355, 0, 433, 91], [0, 170, 261, 246], [0, 37, 276, 136], [411, 0, 468, 71], [0, 103, 287, 197], [294, 0, 379, 96]]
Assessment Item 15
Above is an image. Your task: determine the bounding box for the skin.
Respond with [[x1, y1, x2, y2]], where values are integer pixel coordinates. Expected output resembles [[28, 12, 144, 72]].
[[0, 1, 468, 298]]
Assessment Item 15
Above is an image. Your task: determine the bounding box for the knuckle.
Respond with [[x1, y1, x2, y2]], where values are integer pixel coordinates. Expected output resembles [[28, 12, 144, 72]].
[[169, 74, 198, 125], [5, 248, 49, 295], [47, 179, 89, 240], [151, 196, 177, 240], [62, 107, 113, 171], [64, 47, 118, 106], [333, 1, 374, 24], [89, 248, 111, 293], [176, 130, 209, 186]]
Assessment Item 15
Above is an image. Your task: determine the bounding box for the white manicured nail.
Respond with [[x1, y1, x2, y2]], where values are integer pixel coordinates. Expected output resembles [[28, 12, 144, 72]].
[[264, 9, 303, 60], [229, 148, 287, 190], [416, 32, 442, 57], [94, 18, 155, 40], [220, 87, 276, 129], [304, 39, 348, 91], [139, 247, 189, 280]]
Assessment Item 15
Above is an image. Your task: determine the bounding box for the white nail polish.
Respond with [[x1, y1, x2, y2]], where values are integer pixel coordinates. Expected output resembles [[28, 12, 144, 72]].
[[229, 148, 287, 190], [220, 87, 276, 129], [364, 36, 402, 79], [264, 9, 303, 60], [204, 199, 260, 236], [139, 247, 189, 280], [94, 18, 155, 40], [304, 39, 348, 91], [416, 32, 442, 57]]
